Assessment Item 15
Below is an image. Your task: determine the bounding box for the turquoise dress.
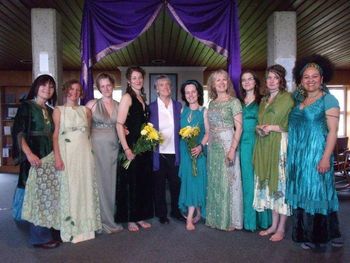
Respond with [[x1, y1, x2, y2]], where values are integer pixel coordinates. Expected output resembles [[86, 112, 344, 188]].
[[286, 93, 341, 243], [240, 102, 271, 231], [178, 106, 207, 217]]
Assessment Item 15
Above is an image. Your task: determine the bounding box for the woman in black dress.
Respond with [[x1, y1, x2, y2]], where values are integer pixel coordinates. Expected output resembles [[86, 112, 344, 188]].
[[116, 66, 154, 231]]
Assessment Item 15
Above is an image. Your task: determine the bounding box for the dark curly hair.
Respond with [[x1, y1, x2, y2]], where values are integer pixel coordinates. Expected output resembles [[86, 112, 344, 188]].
[[239, 70, 262, 104], [125, 66, 146, 101], [180, 80, 204, 106], [293, 54, 334, 85]]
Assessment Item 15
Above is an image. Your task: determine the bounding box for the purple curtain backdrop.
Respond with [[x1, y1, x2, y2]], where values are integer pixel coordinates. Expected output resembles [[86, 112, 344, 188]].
[[80, 0, 241, 103]]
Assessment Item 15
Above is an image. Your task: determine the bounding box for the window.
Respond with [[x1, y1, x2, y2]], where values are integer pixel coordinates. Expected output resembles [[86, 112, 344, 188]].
[[93, 89, 122, 102], [329, 85, 346, 136]]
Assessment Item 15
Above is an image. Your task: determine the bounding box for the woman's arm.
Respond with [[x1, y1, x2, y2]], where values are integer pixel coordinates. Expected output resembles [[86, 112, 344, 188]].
[[191, 109, 210, 157], [21, 138, 41, 167], [227, 112, 243, 163], [318, 107, 340, 173], [116, 94, 135, 161], [52, 107, 64, 170]]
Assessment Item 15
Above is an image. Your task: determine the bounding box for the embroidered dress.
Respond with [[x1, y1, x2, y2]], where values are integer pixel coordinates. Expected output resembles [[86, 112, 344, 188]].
[[286, 93, 341, 243], [178, 106, 207, 216], [57, 106, 101, 243], [206, 97, 243, 230], [12, 100, 54, 221], [253, 92, 294, 216], [240, 102, 271, 231]]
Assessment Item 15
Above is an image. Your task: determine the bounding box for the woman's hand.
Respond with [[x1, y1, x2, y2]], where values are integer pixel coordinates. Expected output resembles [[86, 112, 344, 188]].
[[191, 145, 202, 158], [125, 148, 135, 161], [261, 125, 271, 135], [26, 152, 41, 167], [226, 148, 236, 166], [317, 156, 330, 174], [55, 156, 65, 171]]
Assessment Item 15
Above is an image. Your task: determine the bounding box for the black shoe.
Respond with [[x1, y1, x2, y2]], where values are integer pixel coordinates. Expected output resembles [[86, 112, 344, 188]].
[[170, 213, 186, 222], [33, 240, 60, 249], [159, 217, 170, 224]]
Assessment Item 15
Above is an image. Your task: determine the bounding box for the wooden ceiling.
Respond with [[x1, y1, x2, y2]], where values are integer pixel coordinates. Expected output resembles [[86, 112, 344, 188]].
[[0, 0, 349, 71]]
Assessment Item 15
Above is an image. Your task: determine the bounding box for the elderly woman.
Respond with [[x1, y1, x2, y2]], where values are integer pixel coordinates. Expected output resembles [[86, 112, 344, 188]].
[[86, 73, 122, 234], [286, 55, 342, 249], [12, 74, 60, 248], [53, 80, 101, 243], [206, 69, 243, 231], [178, 80, 209, 231], [253, 65, 294, 242], [116, 67, 154, 232], [239, 70, 271, 232]]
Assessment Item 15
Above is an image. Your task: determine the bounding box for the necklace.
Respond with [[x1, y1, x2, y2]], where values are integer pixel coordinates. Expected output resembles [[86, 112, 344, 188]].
[[187, 106, 200, 123], [306, 91, 322, 99]]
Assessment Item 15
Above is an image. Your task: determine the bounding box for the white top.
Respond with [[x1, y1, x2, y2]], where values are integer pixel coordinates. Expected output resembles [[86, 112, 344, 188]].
[[157, 97, 175, 154]]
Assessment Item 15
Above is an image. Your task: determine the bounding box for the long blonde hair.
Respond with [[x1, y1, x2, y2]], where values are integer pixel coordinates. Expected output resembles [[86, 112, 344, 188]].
[[207, 69, 236, 100]]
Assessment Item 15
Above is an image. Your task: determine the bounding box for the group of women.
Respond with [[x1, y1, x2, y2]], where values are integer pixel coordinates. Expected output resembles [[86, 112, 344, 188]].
[[12, 54, 342, 250]]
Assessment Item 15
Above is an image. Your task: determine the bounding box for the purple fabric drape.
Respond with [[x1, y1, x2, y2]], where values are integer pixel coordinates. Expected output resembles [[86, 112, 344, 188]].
[[81, 0, 241, 103]]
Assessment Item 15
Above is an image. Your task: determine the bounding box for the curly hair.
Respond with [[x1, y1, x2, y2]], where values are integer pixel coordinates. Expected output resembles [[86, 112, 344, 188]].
[[293, 54, 334, 85], [125, 66, 146, 101], [265, 64, 287, 92], [180, 80, 204, 106]]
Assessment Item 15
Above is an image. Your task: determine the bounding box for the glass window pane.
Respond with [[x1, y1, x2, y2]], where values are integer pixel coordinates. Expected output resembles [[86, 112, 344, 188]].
[[338, 114, 344, 136], [329, 89, 345, 111]]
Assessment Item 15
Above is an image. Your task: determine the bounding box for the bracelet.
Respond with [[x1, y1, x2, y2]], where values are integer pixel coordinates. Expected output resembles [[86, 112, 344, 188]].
[[124, 148, 130, 152], [198, 144, 203, 151]]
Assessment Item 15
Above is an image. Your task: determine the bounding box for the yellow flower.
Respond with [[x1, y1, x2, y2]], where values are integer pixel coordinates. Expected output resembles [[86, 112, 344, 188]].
[[148, 131, 159, 141], [147, 122, 154, 128], [141, 129, 148, 136]]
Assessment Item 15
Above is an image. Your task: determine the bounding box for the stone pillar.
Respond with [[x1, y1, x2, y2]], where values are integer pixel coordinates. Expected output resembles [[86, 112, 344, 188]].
[[31, 8, 63, 104], [267, 11, 296, 91]]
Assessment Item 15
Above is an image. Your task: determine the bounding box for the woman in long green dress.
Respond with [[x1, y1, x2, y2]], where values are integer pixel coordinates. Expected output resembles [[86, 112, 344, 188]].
[[178, 80, 209, 231], [239, 70, 271, 231], [53, 80, 101, 243], [13, 74, 60, 248], [206, 70, 243, 231], [253, 65, 294, 242]]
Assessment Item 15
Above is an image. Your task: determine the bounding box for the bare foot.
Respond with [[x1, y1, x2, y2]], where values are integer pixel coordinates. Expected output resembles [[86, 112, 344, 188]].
[[269, 231, 284, 242], [193, 214, 201, 224], [137, 220, 151, 229], [128, 222, 139, 232], [227, 227, 235, 232], [186, 220, 195, 231], [259, 228, 275, 236]]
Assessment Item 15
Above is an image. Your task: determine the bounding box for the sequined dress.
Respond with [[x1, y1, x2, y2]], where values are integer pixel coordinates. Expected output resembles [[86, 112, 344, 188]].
[[206, 97, 243, 230]]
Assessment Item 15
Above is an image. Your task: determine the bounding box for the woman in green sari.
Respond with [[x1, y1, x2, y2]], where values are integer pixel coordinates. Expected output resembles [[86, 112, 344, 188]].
[[253, 65, 294, 242]]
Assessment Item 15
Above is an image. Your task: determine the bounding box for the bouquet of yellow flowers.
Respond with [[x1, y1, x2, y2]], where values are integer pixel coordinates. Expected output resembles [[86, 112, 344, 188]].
[[179, 125, 201, 176], [121, 122, 163, 169]]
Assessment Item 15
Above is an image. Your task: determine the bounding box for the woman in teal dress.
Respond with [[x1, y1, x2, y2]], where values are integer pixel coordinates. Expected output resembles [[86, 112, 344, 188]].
[[206, 69, 243, 231], [178, 80, 209, 231], [239, 70, 271, 231], [287, 55, 342, 249]]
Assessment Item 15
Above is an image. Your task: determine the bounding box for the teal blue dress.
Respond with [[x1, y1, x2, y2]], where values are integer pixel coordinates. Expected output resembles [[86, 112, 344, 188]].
[[287, 93, 341, 243], [178, 106, 207, 217], [240, 102, 271, 231]]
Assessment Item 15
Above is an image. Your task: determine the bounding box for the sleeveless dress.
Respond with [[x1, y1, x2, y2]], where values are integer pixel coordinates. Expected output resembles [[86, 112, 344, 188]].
[[253, 92, 293, 216], [178, 106, 207, 216], [115, 96, 154, 223], [206, 97, 243, 230], [91, 99, 122, 233], [286, 93, 341, 243], [57, 106, 101, 243], [240, 102, 271, 231]]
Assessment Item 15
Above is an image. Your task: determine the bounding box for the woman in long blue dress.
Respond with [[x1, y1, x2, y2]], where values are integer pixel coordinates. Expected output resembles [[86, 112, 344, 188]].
[[286, 55, 342, 249], [239, 70, 271, 231], [178, 80, 209, 231]]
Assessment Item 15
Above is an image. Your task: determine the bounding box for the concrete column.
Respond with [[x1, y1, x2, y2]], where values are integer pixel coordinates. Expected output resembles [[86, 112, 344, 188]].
[[267, 11, 296, 91], [31, 8, 63, 104]]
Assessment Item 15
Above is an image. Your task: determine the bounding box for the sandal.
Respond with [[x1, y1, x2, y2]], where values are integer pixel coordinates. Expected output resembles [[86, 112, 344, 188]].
[[301, 242, 316, 250], [137, 221, 151, 229], [128, 222, 139, 232]]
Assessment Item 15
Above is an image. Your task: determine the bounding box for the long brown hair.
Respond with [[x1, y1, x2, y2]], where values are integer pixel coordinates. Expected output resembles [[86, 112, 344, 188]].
[[125, 66, 146, 101]]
